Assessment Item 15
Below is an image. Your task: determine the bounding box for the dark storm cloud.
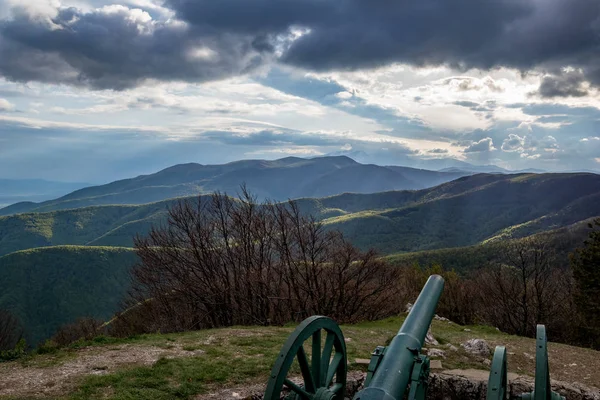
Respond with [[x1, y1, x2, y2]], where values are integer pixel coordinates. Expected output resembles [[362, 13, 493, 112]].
[[170, 0, 600, 91], [0, 5, 270, 89], [1, 0, 600, 92], [538, 70, 589, 98]]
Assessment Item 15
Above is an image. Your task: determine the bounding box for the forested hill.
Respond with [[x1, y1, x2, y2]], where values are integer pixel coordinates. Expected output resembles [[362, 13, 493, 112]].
[[0, 156, 469, 215], [0, 246, 137, 345], [1, 172, 599, 256], [1, 172, 599, 345]]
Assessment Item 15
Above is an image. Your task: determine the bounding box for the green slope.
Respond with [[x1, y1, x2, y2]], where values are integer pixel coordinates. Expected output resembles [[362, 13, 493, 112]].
[[322, 173, 600, 253], [385, 217, 598, 273], [0, 246, 138, 346], [0, 201, 172, 257], [1, 173, 599, 257]]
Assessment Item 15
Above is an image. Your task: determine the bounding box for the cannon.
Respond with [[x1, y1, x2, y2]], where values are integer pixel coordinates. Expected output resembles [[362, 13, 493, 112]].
[[486, 325, 565, 400], [264, 275, 566, 400]]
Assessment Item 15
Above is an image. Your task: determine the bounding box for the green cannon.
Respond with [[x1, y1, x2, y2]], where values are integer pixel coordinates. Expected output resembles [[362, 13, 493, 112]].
[[264, 274, 566, 400], [486, 325, 565, 400]]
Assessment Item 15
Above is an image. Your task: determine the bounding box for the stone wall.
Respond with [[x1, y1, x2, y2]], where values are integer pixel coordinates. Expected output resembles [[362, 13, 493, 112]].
[[197, 369, 600, 399]]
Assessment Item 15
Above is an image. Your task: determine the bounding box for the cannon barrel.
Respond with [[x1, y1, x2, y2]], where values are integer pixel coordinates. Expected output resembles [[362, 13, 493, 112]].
[[353, 274, 445, 400]]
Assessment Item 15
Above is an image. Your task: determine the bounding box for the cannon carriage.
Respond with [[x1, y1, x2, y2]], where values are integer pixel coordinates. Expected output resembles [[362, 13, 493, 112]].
[[264, 275, 566, 400]]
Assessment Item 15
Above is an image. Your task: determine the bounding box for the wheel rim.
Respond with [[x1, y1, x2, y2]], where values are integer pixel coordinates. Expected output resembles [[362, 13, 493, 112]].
[[264, 316, 347, 400], [487, 346, 508, 400]]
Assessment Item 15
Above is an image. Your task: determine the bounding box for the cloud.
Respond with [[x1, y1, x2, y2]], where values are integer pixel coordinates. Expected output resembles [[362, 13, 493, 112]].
[[453, 101, 480, 108], [0, 98, 14, 111], [464, 137, 496, 153], [538, 69, 589, 98], [427, 148, 449, 154], [0, 4, 272, 89], [0, 0, 599, 91], [501, 134, 525, 152]]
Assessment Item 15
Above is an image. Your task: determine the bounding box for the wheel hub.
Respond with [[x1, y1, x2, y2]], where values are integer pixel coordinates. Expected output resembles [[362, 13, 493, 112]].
[[313, 387, 336, 400]]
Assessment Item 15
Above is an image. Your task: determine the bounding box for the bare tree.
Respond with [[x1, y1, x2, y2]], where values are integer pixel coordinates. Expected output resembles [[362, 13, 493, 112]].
[[119, 189, 394, 335], [474, 236, 571, 337]]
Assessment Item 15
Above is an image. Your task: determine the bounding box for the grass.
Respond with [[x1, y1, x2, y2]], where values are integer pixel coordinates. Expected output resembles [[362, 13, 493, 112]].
[[3, 315, 598, 400]]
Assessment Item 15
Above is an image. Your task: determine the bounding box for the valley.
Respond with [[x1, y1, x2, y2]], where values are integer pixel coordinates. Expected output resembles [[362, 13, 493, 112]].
[[0, 156, 599, 348]]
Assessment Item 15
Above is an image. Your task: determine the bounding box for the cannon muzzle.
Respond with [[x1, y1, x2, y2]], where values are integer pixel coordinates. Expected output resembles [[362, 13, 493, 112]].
[[353, 274, 445, 400]]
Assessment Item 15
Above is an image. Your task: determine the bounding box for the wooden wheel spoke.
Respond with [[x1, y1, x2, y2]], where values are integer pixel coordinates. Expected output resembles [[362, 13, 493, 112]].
[[297, 346, 316, 392], [325, 352, 343, 387], [284, 379, 312, 399], [312, 330, 322, 387]]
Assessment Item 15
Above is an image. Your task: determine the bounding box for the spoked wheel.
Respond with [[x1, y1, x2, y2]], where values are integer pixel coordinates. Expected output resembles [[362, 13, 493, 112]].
[[264, 316, 347, 400], [487, 346, 508, 400]]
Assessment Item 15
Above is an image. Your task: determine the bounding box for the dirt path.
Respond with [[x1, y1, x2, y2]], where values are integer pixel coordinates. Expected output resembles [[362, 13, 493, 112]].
[[0, 344, 203, 398]]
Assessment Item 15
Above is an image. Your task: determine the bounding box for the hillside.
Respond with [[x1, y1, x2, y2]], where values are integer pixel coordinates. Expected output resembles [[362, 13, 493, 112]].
[[0, 246, 138, 345], [385, 217, 598, 272], [1, 173, 599, 257], [0, 317, 597, 399], [324, 173, 600, 253], [0, 156, 469, 215], [0, 200, 173, 257], [1, 172, 599, 344], [1, 220, 591, 347]]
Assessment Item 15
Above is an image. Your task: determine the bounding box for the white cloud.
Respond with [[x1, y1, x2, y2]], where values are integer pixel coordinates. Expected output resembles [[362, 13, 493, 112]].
[[0, 98, 15, 112], [501, 134, 525, 152], [464, 137, 496, 153]]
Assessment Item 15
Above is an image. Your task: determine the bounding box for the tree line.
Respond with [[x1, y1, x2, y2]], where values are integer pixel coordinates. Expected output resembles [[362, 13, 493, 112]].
[[1, 191, 599, 352]]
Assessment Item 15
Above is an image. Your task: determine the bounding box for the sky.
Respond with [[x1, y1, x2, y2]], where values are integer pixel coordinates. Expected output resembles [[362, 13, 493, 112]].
[[0, 0, 599, 183]]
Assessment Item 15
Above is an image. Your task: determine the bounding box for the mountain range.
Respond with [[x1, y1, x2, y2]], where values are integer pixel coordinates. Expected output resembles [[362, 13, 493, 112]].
[[1, 156, 599, 346], [1, 171, 600, 257], [0, 157, 474, 215]]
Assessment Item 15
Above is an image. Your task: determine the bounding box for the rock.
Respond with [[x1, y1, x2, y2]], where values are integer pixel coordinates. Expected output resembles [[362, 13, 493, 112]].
[[354, 358, 370, 365], [211, 369, 600, 400], [463, 328, 471, 332], [430, 360, 443, 369], [428, 348, 446, 358], [405, 303, 413, 313], [446, 344, 458, 351], [434, 314, 449, 321], [425, 327, 439, 346], [461, 339, 491, 357], [483, 358, 491, 366]]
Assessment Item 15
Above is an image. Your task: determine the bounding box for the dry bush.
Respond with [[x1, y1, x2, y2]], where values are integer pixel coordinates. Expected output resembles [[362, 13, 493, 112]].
[[119, 189, 395, 335], [470, 237, 574, 338], [51, 317, 105, 347]]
